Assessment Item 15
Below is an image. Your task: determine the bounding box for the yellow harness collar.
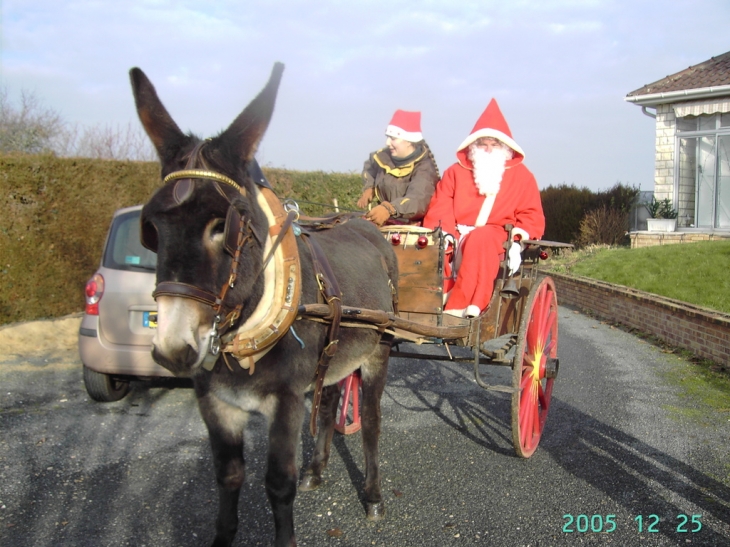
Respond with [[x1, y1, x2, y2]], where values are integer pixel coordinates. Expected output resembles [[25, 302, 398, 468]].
[[373, 148, 427, 177]]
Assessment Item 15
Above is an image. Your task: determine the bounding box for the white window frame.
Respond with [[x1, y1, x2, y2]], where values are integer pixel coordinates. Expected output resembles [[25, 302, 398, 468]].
[[673, 112, 730, 230]]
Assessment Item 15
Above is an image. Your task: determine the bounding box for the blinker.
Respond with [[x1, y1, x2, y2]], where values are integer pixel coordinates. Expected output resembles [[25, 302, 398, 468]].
[[224, 206, 242, 256]]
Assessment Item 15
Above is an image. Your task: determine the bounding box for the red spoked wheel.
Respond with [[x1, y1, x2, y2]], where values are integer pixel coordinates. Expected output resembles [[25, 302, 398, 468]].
[[335, 370, 362, 435], [511, 276, 559, 458]]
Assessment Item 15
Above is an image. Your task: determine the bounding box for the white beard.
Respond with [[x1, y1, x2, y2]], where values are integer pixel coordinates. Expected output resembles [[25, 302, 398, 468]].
[[468, 144, 513, 196]]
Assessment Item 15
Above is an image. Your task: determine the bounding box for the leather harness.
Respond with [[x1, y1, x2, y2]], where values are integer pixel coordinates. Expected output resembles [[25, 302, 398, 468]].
[[144, 166, 352, 437], [299, 230, 343, 437]]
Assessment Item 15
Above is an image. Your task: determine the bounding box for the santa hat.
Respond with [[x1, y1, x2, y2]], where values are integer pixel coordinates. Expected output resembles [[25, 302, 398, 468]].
[[457, 99, 524, 159], [385, 110, 423, 143]]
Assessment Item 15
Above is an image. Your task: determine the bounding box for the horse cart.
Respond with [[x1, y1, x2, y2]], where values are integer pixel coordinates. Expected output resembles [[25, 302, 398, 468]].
[[296, 217, 571, 459], [130, 62, 572, 545]]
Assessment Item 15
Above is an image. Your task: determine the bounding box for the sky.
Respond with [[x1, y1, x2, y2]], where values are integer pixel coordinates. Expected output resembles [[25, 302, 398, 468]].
[[3, 0, 730, 192]]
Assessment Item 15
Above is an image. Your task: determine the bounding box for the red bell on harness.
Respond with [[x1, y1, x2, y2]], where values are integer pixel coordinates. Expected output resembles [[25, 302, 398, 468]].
[[390, 233, 401, 246], [539, 251, 549, 260], [416, 235, 428, 249]]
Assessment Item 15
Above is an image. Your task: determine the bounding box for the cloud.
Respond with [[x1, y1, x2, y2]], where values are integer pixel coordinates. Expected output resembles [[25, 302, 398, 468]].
[[373, 9, 492, 36], [545, 20, 603, 34], [3, 0, 730, 191]]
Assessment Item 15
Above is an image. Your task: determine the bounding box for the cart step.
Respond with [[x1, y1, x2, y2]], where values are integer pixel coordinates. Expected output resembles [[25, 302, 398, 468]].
[[480, 334, 517, 360]]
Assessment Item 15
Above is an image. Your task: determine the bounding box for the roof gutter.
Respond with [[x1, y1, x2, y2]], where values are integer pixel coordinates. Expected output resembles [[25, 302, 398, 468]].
[[625, 84, 730, 106]]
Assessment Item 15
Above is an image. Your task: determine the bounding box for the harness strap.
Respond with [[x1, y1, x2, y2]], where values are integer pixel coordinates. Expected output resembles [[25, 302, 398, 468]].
[[262, 209, 298, 271], [295, 211, 364, 229], [300, 231, 343, 437], [153, 282, 218, 307]]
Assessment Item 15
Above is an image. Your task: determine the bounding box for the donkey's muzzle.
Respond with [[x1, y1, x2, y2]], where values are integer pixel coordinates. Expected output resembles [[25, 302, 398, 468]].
[[151, 343, 199, 377]]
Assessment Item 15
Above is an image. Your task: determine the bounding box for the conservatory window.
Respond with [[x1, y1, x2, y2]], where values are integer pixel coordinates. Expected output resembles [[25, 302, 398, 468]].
[[674, 112, 730, 230]]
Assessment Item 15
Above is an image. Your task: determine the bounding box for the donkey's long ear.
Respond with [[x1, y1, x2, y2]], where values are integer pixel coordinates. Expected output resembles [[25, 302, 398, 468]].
[[129, 67, 187, 162], [218, 62, 284, 162]]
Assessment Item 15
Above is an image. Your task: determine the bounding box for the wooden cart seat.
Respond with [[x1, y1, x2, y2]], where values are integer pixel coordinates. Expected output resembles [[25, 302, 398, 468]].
[[379, 226, 446, 328]]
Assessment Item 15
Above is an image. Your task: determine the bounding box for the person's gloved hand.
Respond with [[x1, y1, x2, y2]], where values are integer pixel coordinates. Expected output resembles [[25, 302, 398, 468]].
[[365, 203, 392, 226], [508, 241, 522, 275], [357, 187, 374, 209], [443, 233, 455, 251]]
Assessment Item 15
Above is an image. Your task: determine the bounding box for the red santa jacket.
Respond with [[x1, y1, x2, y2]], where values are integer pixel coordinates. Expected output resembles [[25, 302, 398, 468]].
[[423, 151, 545, 242]]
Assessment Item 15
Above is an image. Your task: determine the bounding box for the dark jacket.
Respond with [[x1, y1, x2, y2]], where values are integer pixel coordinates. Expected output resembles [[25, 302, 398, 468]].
[[362, 145, 439, 222]]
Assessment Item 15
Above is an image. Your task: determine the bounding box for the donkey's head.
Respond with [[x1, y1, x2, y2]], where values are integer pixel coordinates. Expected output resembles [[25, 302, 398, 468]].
[[131, 64, 284, 376]]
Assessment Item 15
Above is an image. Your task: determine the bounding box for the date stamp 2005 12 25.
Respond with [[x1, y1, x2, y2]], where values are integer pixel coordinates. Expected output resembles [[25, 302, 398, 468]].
[[562, 514, 702, 534]]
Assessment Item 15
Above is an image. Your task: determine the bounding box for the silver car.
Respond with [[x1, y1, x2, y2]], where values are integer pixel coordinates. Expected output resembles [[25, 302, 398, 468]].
[[78, 205, 172, 402]]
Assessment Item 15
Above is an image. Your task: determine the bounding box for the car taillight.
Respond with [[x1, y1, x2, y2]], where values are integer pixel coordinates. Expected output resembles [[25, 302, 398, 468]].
[[85, 273, 104, 315]]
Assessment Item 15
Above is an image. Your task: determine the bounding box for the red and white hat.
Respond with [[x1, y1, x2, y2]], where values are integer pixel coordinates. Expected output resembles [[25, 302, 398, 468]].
[[385, 109, 423, 143], [457, 99, 524, 159]]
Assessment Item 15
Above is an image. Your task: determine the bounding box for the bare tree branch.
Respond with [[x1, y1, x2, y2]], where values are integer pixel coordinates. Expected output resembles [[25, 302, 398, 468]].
[[0, 88, 156, 161]]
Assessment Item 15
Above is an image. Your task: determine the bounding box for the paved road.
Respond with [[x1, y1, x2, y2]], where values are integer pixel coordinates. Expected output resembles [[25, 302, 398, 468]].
[[1, 308, 729, 546]]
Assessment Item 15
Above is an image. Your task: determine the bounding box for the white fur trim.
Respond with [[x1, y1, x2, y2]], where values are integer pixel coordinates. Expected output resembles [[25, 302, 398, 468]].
[[512, 227, 530, 241], [442, 288, 452, 305], [465, 305, 481, 318], [475, 194, 496, 226], [443, 308, 465, 318], [385, 125, 423, 143], [457, 128, 524, 158]]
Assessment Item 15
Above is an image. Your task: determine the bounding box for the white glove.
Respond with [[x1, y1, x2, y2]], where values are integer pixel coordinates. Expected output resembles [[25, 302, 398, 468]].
[[456, 224, 475, 237], [508, 241, 522, 275]]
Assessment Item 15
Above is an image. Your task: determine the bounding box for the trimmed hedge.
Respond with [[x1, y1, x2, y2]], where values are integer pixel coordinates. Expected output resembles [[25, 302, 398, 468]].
[[1, 153, 635, 324], [0, 154, 361, 325]]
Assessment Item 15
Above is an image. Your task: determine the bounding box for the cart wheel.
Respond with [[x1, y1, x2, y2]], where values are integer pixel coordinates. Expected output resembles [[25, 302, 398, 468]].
[[335, 370, 362, 435], [511, 276, 558, 458]]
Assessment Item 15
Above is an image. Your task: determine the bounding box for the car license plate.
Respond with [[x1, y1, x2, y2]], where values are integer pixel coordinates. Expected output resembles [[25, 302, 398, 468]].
[[143, 311, 158, 328]]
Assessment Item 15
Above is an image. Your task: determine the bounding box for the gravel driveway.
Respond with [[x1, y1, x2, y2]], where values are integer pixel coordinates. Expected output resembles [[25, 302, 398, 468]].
[[1, 309, 729, 546]]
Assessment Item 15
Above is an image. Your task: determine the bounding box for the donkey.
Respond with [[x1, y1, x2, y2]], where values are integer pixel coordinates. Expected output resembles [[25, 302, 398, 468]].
[[130, 63, 398, 547]]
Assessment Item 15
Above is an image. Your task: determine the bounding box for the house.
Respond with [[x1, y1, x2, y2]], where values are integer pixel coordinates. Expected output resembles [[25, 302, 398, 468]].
[[626, 51, 730, 247]]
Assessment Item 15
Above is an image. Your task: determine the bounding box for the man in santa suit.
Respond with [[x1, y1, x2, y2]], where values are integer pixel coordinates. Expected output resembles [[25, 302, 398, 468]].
[[423, 98, 545, 318]]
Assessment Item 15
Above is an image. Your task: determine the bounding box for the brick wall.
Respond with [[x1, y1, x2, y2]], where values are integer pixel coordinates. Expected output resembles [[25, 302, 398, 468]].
[[549, 272, 730, 369]]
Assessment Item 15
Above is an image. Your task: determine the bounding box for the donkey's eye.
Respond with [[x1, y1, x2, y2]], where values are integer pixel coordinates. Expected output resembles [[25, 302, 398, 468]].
[[211, 219, 225, 235], [206, 218, 226, 246]]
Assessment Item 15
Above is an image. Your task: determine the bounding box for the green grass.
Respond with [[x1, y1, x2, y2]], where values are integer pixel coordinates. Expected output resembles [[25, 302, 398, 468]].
[[546, 241, 730, 314], [662, 357, 730, 412]]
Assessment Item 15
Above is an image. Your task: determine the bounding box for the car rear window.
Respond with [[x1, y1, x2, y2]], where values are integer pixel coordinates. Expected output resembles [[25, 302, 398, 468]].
[[103, 210, 157, 271]]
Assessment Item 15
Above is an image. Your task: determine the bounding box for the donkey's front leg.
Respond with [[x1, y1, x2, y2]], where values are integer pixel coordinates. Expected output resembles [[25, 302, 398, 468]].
[[300, 383, 341, 491], [267, 390, 305, 547], [198, 394, 248, 547]]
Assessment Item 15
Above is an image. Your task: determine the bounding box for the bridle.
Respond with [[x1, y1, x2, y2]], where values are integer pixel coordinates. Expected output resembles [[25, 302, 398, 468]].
[[140, 145, 350, 436], [140, 169, 262, 332], [139, 142, 301, 365]]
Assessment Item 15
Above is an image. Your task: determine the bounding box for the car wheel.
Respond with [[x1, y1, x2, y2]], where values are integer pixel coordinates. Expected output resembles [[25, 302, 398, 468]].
[[83, 365, 131, 402]]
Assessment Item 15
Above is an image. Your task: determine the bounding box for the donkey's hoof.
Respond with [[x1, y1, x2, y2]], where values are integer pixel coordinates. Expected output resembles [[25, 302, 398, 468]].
[[210, 534, 234, 547], [366, 501, 385, 521], [299, 473, 323, 492]]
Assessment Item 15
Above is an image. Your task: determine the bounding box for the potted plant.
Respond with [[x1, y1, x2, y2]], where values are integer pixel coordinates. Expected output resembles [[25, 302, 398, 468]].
[[644, 196, 678, 232]]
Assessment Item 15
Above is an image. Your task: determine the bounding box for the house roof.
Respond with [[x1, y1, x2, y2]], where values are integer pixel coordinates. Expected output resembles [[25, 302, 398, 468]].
[[626, 51, 730, 104]]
